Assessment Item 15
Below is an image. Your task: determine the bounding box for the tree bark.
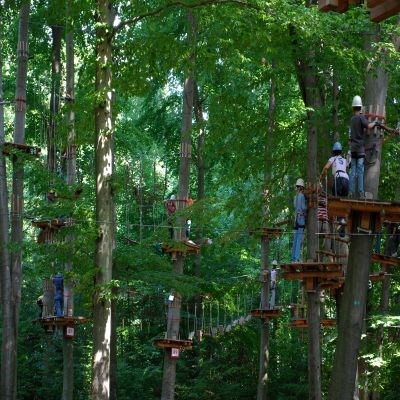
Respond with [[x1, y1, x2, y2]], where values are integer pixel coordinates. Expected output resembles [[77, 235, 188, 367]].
[[256, 71, 276, 400], [47, 25, 62, 177], [161, 10, 196, 400], [193, 82, 205, 278], [1, 4, 30, 399], [0, 5, 12, 397], [328, 26, 389, 400], [294, 46, 323, 400], [92, 2, 114, 399], [62, 3, 75, 398]]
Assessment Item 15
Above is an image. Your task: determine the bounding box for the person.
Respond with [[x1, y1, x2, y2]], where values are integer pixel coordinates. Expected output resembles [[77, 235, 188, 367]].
[[37, 295, 44, 318], [165, 195, 177, 239], [270, 260, 278, 289], [291, 178, 307, 262], [320, 142, 349, 197], [317, 188, 333, 261], [349, 95, 377, 198], [269, 260, 278, 308], [53, 272, 64, 317], [185, 219, 192, 239]]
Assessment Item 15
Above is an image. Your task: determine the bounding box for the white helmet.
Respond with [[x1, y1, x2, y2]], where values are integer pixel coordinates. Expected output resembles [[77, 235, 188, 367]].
[[170, 195, 176, 200], [295, 178, 305, 188], [352, 95, 363, 108], [272, 260, 278, 266]]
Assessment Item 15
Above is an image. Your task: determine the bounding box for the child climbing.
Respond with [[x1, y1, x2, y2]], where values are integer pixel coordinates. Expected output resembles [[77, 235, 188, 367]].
[[319, 142, 349, 197], [291, 178, 307, 262], [348, 95, 377, 198], [165, 195, 177, 239]]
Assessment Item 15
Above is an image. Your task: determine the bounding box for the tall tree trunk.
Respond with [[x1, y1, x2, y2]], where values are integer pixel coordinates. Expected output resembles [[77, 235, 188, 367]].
[[256, 72, 276, 400], [63, 4, 75, 398], [294, 42, 323, 399], [0, 4, 12, 396], [1, 4, 30, 399], [193, 82, 204, 277], [328, 26, 389, 400], [48, 25, 62, 177], [161, 11, 196, 400], [92, 2, 114, 399]]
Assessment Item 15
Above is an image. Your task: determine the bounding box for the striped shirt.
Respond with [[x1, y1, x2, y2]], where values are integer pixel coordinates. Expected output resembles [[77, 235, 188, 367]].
[[318, 196, 328, 222]]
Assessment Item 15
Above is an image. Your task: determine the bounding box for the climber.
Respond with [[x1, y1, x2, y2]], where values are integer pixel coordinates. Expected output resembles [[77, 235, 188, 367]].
[[348, 95, 378, 198], [53, 272, 64, 317], [291, 178, 307, 262], [165, 194, 177, 239], [320, 142, 349, 197]]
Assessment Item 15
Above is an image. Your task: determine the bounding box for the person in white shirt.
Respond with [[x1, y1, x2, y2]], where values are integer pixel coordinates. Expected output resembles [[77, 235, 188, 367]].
[[320, 142, 349, 197], [269, 260, 278, 308]]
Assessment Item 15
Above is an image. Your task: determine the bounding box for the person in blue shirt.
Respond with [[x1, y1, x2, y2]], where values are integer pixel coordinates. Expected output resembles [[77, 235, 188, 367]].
[[53, 272, 64, 316], [291, 178, 307, 262]]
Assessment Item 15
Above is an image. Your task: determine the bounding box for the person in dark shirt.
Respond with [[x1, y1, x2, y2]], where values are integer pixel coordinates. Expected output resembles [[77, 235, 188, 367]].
[[349, 95, 377, 198]]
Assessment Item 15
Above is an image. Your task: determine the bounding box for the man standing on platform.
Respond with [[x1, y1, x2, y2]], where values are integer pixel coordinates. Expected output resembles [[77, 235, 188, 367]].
[[349, 95, 377, 198], [291, 178, 307, 262]]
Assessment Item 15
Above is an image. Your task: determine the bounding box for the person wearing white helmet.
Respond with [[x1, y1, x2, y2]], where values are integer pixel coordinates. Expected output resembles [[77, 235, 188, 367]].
[[291, 178, 307, 262], [320, 142, 349, 196], [349, 95, 377, 198]]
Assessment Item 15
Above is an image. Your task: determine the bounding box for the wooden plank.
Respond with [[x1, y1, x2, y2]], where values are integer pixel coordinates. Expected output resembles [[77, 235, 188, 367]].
[[3, 142, 41, 157], [250, 308, 281, 318], [370, 0, 400, 22], [284, 270, 343, 280], [371, 253, 400, 266], [153, 338, 192, 350]]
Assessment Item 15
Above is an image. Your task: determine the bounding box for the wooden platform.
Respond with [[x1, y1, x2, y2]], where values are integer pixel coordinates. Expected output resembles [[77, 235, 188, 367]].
[[47, 188, 82, 202], [37, 315, 88, 330], [327, 197, 400, 234], [153, 338, 193, 350], [319, 277, 345, 290], [369, 272, 387, 282], [249, 227, 283, 239], [318, 0, 400, 21], [2, 142, 41, 157], [250, 308, 281, 319], [289, 318, 308, 328], [162, 240, 200, 255], [371, 253, 400, 267], [321, 319, 337, 327], [32, 218, 73, 229], [281, 262, 343, 279]]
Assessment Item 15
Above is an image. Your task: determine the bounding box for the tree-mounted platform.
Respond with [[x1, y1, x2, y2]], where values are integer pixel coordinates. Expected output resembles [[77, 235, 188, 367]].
[[282, 262, 344, 291], [250, 308, 281, 319], [369, 272, 387, 282], [281, 262, 343, 279], [321, 318, 336, 327], [327, 197, 400, 234], [318, 0, 400, 22], [36, 315, 88, 338], [289, 318, 337, 328], [371, 253, 400, 267], [32, 218, 74, 243], [2, 142, 41, 157], [319, 277, 345, 290], [249, 227, 283, 239], [32, 218, 73, 229], [289, 318, 308, 328], [47, 188, 82, 202], [153, 338, 193, 350], [162, 240, 200, 258]]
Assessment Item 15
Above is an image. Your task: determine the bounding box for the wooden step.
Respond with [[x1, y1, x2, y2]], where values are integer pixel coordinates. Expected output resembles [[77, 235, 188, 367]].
[[250, 308, 281, 319], [153, 338, 192, 350], [371, 253, 400, 267]]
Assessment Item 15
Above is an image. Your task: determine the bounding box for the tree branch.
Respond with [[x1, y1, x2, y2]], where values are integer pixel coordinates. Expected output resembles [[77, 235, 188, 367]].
[[112, 0, 260, 36]]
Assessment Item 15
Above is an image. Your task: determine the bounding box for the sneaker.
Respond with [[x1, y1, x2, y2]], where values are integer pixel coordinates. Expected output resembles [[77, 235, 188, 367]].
[[348, 192, 354, 199]]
